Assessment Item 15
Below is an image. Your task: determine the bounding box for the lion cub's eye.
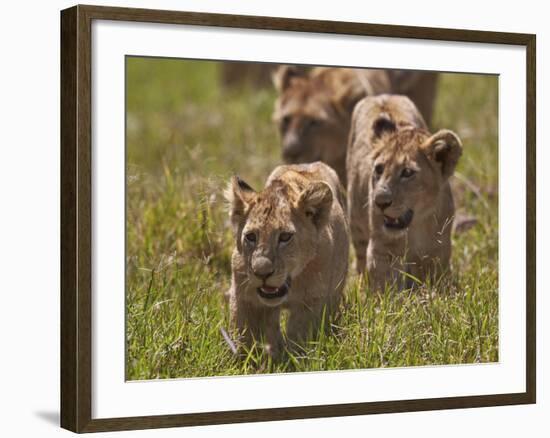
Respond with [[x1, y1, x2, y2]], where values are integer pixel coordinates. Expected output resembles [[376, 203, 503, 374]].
[[279, 232, 294, 244], [281, 116, 291, 132], [304, 118, 322, 130], [401, 168, 416, 179], [374, 164, 384, 175], [244, 232, 257, 244]]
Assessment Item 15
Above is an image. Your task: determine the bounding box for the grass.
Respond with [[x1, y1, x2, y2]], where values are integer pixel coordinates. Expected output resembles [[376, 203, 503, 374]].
[[125, 58, 499, 380]]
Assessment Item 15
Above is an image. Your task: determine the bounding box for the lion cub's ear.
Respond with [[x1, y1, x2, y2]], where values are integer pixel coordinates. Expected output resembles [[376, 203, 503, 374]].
[[298, 181, 333, 227], [372, 113, 397, 138], [422, 130, 463, 179], [272, 65, 306, 92], [225, 176, 256, 230], [332, 78, 366, 115]]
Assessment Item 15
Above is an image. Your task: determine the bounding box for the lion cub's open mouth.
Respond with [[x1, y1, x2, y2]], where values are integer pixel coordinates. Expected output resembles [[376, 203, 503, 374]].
[[383, 209, 414, 230], [257, 277, 291, 300]]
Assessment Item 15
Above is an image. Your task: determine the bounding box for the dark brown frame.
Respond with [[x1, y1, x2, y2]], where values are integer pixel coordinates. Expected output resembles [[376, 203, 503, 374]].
[[61, 4, 536, 433]]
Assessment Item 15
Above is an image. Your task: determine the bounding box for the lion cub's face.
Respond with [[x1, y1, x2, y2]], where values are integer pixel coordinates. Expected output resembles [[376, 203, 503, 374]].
[[272, 66, 359, 175], [369, 122, 462, 237], [227, 176, 333, 307]]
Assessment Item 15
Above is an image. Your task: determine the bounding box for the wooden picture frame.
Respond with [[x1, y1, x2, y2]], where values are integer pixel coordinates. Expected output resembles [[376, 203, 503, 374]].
[[60, 4, 536, 433]]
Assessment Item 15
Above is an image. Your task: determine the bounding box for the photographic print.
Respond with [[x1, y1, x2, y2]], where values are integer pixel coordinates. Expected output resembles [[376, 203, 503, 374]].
[[61, 5, 535, 431], [125, 58, 499, 380]]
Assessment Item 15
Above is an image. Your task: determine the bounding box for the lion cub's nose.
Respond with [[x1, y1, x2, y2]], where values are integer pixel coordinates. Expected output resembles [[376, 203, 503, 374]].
[[282, 143, 302, 162], [282, 146, 300, 162], [252, 256, 274, 280], [375, 191, 393, 210], [282, 132, 302, 162]]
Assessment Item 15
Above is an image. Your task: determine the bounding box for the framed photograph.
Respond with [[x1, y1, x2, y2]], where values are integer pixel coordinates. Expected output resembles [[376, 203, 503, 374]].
[[60, 4, 536, 433]]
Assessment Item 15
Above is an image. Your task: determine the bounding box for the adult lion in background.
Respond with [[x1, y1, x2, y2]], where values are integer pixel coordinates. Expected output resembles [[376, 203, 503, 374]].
[[225, 162, 349, 358], [272, 66, 438, 187], [346, 94, 462, 291], [386, 70, 438, 125]]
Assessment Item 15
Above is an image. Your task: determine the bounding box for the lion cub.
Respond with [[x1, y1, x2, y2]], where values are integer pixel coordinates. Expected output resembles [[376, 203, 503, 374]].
[[347, 95, 462, 291], [272, 66, 438, 187], [225, 162, 349, 357]]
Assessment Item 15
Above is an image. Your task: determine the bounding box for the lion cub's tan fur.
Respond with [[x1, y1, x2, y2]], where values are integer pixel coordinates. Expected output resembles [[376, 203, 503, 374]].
[[347, 95, 462, 291], [272, 66, 438, 187], [226, 162, 349, 357]]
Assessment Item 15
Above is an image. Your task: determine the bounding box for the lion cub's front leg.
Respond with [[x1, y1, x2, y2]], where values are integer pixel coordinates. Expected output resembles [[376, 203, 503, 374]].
[[347, 177, 370, 275], [230, 294, 284, 359], [366, 244, 403, 292], [286, 298, 338, 349], [350, 222, 369, 275]]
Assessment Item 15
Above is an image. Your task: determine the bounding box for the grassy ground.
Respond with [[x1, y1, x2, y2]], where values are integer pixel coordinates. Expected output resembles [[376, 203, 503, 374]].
[[126, 58, 499, 380]]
